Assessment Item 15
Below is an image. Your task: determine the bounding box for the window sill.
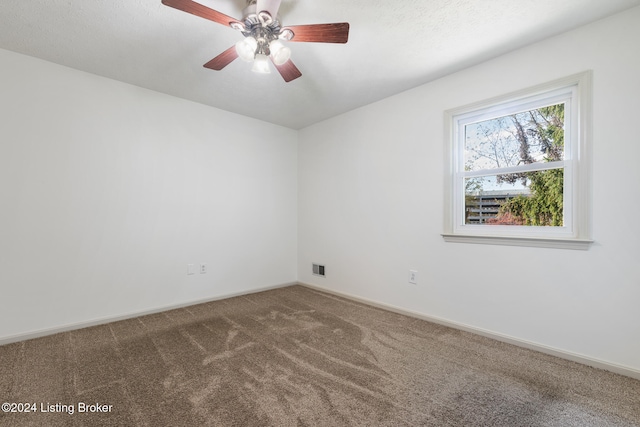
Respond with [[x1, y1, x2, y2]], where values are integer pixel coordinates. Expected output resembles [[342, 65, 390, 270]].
[[441, 233, 593, 250]]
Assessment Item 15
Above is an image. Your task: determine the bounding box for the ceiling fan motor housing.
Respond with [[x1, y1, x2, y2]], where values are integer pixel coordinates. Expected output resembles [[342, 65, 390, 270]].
[[238, 3, 287, 56]]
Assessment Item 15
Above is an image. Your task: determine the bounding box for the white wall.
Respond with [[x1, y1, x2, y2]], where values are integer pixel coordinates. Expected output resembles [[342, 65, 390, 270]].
[[298, 7, 640, 373], [0, 49, 298, 340]]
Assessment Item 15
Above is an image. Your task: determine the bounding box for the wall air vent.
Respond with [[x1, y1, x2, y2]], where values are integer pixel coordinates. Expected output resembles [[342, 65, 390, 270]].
[[312, 263, 325, 277]]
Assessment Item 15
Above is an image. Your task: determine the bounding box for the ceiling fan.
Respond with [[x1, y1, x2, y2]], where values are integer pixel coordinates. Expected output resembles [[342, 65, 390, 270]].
[[161, 0, 350, 82]]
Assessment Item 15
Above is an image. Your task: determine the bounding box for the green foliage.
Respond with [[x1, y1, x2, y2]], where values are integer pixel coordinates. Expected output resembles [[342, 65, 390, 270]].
[[499, 169, 563, 226]]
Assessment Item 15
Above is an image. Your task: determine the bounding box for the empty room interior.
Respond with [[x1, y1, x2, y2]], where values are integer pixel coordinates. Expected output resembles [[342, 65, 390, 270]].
[[1, 0, 639, 425]]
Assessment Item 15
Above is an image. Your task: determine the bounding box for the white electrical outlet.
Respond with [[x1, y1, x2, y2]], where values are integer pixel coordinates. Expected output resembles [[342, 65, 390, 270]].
[[187, 264, 196, 275], [200, 263, 207, 274], [409, 270, 418, 285]]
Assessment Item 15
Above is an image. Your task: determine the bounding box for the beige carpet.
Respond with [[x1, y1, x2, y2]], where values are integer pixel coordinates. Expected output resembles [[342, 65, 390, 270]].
[[1, 285, 639, 426]]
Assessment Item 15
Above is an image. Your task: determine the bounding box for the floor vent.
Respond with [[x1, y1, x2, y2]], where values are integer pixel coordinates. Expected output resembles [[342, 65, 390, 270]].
[[312, 263, 325, 277]]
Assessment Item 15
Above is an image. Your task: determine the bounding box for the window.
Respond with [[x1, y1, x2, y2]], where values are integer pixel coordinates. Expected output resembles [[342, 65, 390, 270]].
[[443, 72, 592, 249]]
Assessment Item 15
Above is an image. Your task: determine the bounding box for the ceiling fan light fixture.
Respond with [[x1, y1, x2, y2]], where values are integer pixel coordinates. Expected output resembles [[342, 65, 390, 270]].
[[251, 53, 271, 74], [235, 37, 258, 62], [269, 40, 291, 66]]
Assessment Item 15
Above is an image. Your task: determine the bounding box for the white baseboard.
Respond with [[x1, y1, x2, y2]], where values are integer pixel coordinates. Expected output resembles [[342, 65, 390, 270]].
[[0, 281, 296, 346], [299, 282, 640, 381], [5, 280, 638, 382]]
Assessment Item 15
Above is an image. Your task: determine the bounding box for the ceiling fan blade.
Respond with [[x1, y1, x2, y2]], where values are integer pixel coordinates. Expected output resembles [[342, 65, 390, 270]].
[[273, 59, 302, 82], [203, 46, 239, 70], [161, 0, 241, 28], [256, 0, 282, 18], [281, 23, 350, 43]]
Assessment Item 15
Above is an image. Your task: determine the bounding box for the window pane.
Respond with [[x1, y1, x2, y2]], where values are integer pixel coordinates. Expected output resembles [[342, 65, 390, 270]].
[[465, 169, 564, 226], [464, 103, 565, 172]]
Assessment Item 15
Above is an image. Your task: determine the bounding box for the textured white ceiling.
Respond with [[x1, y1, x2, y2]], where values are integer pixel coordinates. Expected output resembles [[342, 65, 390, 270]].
[[1, 0, 639, 129]]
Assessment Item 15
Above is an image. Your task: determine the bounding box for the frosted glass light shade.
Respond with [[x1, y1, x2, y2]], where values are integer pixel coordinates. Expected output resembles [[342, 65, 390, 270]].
[[251, 54, 271, 74], [235, 37, 257, 62], [269, 40, 291, 66]]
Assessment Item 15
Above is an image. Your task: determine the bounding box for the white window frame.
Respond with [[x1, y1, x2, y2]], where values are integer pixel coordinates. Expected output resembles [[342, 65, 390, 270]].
[[442, 72, 593, 250]]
